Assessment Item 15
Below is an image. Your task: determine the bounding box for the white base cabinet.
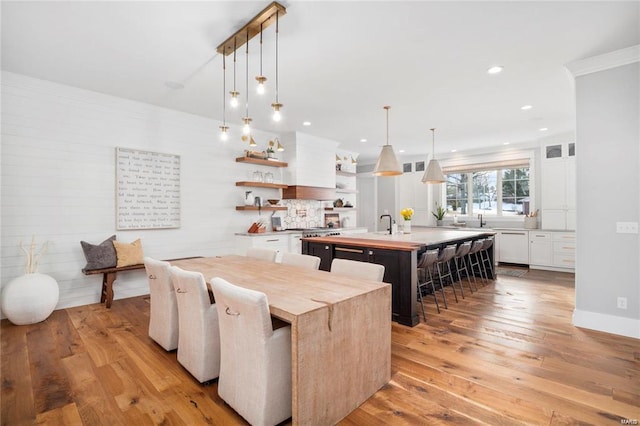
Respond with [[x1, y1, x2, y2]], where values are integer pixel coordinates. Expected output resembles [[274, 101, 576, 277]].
[[528, 231, 575, 272], [235, 234, 291, 262], [529, 232, 553, 266]]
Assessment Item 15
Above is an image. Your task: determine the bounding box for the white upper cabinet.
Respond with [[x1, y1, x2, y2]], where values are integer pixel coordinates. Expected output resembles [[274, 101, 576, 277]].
[[541, 141, 576, 230], [280, 132, 337, 189]]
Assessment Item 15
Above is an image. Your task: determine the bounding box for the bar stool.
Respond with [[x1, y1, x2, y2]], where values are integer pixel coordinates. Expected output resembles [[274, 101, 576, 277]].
[[417, 249, 445, 318], [453, 241, 475, 294], [467, 239, 486, 286], [435, 244, 459, 303], [479, 236, 495, 281]]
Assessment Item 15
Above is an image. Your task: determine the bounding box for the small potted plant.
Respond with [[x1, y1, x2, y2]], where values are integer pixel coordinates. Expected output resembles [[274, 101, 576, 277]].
[[432, 204, 446, 226], [266, 141, 275, 159]]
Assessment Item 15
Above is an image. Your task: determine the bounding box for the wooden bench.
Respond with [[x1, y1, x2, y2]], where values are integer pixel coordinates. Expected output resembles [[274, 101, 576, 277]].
[[82, 257, 202, 308]]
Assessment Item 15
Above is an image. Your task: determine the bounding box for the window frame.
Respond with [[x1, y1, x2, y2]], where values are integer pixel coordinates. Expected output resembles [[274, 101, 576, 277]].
[[439, 150, 535, 220]]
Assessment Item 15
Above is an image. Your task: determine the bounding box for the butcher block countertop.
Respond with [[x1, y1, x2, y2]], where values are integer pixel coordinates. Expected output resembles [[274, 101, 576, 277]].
[[303, 228, 496, 251]]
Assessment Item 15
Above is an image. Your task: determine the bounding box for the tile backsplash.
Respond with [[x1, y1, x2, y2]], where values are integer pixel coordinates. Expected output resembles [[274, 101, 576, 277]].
[[278, 200, 323, 229]]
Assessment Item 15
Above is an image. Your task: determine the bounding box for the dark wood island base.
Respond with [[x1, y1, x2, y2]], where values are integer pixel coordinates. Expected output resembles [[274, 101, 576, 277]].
[[303, 229, 495, 327]]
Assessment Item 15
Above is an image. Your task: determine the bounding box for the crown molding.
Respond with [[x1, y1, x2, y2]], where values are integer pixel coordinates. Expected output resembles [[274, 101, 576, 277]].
[[565, 45, 640, 77]]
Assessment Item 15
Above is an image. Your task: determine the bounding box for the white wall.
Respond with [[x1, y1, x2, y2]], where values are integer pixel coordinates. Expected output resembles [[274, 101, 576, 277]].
[[1, 72, 279, 311], [571, 51, 639, 338]]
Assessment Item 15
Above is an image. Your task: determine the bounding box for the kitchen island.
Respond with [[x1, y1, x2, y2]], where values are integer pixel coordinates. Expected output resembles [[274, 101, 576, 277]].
[[302, 228, 496, 326]]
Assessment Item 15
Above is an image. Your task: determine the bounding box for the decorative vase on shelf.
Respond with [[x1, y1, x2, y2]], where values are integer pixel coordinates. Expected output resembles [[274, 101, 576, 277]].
[[403, 220, 411, 234]]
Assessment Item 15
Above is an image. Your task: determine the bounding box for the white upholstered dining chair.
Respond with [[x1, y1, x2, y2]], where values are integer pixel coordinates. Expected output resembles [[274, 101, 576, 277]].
[[330, 258, 385, 282], [246, 247, 278, 262], [210, 277, 292, 426], [280, 252, 321, 270], [169, 266, 220, 383], [144, 257, 178, 351]]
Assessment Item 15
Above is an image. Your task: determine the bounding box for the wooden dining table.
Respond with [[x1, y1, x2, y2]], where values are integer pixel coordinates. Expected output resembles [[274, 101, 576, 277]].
[[170, 255, 391, 426]]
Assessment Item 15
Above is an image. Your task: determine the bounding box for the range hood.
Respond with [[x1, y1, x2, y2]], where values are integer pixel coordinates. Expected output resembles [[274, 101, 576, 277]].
[[282, 185, 335, 200], [279, 132, 338, 200]]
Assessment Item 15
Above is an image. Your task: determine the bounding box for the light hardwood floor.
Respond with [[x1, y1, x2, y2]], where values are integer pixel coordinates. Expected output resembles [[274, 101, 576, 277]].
[[2, 269, 639, 425]]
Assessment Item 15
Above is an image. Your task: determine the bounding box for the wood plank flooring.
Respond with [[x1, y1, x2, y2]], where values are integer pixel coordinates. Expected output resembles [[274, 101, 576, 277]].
[[2, 268, 639, 425]]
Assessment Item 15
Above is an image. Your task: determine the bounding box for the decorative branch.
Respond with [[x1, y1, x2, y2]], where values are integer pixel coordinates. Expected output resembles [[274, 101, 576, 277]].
[[19, 235, 50, 274]]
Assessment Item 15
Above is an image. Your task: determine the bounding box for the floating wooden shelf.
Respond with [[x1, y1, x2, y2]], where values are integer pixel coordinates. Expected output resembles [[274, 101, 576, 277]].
[[236, 206, 287, 211], [324, 207, 357, 212], [336, 170, 356, 177], [236, 181, 288, 189], [236, 157, 287, 167]]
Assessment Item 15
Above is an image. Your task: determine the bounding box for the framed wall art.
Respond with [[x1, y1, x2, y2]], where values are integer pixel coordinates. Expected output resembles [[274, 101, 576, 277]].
[[116, 147, 180, 230]]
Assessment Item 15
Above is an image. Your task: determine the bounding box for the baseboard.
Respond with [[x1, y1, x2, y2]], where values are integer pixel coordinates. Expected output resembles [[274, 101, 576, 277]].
[[530, 265, 574, 273], [573, 309, 640, 339]]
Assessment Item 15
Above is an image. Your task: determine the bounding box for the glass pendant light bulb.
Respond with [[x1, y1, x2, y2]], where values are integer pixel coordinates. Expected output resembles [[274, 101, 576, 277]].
[[256, 76, 267, 95], [242, 117, 252, 135], [219, 125, 229, 141], [271, 102, 283, 122], [230, 91, 239, 108]]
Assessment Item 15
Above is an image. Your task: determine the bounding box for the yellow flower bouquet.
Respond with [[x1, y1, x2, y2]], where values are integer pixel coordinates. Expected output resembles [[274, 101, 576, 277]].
[[400, 207, 414, 221]]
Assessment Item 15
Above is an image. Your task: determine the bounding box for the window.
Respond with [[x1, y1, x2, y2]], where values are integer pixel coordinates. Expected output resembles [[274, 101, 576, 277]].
[[443, 159, 531, 217]]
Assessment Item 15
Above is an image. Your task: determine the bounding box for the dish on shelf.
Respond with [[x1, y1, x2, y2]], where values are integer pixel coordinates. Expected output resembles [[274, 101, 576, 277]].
[[267, 199, 280, 205]]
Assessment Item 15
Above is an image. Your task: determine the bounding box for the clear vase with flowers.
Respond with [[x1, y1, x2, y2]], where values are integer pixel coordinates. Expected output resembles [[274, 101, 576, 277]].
[[400, 207, 414, 233]]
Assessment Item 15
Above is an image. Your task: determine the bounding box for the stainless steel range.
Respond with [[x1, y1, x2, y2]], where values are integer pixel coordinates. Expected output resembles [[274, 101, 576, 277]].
[[288, 227, 343, 238]]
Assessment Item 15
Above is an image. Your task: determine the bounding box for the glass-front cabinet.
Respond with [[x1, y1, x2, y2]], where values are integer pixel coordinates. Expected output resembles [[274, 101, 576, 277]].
[[544, 142, 575, 160]]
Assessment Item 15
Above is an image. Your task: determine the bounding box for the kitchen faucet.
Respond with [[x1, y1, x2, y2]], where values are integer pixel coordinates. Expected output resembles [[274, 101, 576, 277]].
[[380, 214, 393, 235], [478, 213, 487, 228]]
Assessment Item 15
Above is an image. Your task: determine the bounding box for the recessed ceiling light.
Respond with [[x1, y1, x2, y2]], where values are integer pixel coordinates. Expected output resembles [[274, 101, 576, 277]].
[[451, 149, 457, 153], [539, 127, 548, 132], [398, 149, 405, 153], [302, 121, 311, 126], [521, 105, 532, 110], [503, 142, 510, 145], [487, 66, 503, 74], [165, 81, 184, 90], [360, 138, 367, 143]]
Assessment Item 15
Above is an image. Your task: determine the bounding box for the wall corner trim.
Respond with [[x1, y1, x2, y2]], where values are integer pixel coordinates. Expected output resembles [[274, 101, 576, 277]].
[[565, 45, 640, 77], [573, 309, 640, 340]]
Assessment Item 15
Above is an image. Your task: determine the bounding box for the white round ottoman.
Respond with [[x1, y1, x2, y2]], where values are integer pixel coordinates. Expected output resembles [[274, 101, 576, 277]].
[[1, 273, 59, 325]]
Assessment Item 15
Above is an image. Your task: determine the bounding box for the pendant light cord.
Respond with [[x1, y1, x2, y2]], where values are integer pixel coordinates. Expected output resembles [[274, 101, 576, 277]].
[[384, 106, 391, 146], [245, 29, 249, 117], [222, 55, 226, 124], [275, 11, 279, 104], [259, 23, 263, 77], [431, 128, 436, 158], [233, 39, 237, 92]]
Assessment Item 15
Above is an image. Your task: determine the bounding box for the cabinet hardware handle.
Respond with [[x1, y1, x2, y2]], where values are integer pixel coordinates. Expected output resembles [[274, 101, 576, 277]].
[[502, 232, 526, 235], [562, 246, 574, 250], [266, 239, 280, 242], [335, 247, 364, 254]]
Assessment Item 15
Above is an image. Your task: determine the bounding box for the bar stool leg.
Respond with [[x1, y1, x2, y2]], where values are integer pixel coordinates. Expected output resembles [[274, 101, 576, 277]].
[[430, 267, 447, 310], [453, 257, 466, 299]]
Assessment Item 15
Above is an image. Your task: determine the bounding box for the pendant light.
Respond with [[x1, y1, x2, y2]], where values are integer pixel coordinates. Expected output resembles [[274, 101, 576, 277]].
[[373, 106, 402, 176], [229, 39, 239, 108], [275, 137, 285, 151], [242, 29, 252, 136], [271, 11, 283, 122], [255, 23, 267, 95], [219, 54, 229, 141], [422, 128, 446, 183]]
